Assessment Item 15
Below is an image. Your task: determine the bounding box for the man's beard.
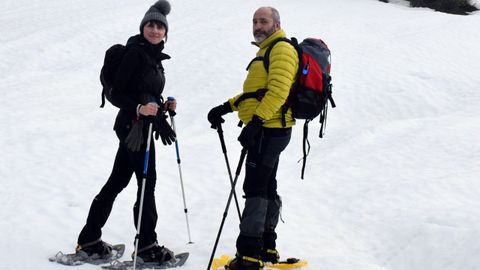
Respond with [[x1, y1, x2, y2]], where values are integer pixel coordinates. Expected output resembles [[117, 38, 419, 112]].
[[254, 26, 276, 43]]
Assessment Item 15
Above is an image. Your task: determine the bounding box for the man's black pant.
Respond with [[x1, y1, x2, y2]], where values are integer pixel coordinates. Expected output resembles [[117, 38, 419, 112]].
[[236, 127, 291, 257], [78, 126, 158, 249]]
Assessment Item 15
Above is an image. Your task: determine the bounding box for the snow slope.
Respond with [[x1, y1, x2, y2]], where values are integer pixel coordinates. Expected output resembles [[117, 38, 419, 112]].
[[1, 0, 479, 270]]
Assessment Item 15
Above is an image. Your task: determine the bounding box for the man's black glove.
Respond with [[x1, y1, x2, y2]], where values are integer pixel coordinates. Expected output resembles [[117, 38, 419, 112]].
[[154, 113, 176, 145], [207, 102, 233, 129], [238, 115, 264, 148]]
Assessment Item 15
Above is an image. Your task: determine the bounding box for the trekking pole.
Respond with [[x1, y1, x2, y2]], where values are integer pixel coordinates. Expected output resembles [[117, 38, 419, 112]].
[[215, 124, 242, 221], [207, 147, 247, 270], [133, 121, 154, 270], [166, 97, 193, 244]]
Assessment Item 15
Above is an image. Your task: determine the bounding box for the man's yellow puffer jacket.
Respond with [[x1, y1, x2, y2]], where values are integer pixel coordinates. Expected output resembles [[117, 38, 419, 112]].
[[228, 29, 299, 128]]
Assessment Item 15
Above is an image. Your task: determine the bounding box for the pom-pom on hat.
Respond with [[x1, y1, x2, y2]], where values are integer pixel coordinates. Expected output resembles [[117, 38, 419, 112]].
[[140, 0, 171, 33]]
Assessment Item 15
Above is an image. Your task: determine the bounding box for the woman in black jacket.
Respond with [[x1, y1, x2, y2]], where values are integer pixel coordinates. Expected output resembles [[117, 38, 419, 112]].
[[75, 0, 177, 264]]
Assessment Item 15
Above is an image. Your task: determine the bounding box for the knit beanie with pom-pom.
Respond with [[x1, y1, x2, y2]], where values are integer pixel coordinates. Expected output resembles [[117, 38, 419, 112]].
[[139, 0, 171, 33]]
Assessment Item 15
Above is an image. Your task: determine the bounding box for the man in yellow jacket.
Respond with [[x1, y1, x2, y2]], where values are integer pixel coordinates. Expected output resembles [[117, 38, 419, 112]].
[[208, 6, 298, 270]]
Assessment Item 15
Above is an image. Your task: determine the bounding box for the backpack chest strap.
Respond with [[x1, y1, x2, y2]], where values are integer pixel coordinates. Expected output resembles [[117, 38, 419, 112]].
[[233, 88, 268, 107], [233, 88, 289, 127]]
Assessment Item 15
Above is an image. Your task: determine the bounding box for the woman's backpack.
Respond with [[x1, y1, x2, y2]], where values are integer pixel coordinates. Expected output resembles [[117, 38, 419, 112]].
[[99, 44, 128, 108]]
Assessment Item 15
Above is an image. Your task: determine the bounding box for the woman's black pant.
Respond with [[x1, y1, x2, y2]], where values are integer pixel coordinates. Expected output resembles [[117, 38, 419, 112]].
[[78, 127, 158, 249]]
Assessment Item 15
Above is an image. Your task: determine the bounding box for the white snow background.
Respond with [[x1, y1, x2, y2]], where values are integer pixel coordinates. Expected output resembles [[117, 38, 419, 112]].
[[1, 0, 480, 270]]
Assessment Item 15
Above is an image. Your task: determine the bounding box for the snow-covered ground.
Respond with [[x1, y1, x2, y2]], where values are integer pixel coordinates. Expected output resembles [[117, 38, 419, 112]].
[[1, 0, 479, 270]]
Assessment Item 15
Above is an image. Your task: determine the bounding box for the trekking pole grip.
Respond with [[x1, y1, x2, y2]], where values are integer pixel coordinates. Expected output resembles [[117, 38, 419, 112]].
[[167, 96, 176, 117]]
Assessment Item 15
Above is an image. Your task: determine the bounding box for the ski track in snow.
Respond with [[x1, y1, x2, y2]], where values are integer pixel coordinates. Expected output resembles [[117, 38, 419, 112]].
[[1, 0, 480, 270]]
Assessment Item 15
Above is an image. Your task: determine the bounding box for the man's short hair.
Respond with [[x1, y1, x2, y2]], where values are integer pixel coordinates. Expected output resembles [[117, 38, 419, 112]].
[[270, 7, 281, 24]]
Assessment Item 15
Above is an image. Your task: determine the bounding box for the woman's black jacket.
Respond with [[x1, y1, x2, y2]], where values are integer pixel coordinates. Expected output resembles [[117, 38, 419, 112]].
[[109, 34, 170, 131]]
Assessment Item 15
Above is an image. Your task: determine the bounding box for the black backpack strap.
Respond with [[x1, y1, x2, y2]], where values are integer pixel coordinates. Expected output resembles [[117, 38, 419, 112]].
[[233, 92, 257, 107], [263, 37, 296, 71], [233, 88, 269, 107], [100, 90, 106, 108], [100, 67, 108, 108], [318, 74, 335, 138], [324, 73, 336, 108], [246, 36, 296, 71], [246, 56, 264, 71], [319, 104, 328, 139], [300, 119, 311, 179], [300, 73, 336, 177], [281, 105, 288, 127]]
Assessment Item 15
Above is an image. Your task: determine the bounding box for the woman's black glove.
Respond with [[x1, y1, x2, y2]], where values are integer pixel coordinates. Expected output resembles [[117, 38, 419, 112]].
[[207, 102, 233, 129], [238, 115, 264, 148], [125, 119, 144, 152], [154, 113, 176, 145]]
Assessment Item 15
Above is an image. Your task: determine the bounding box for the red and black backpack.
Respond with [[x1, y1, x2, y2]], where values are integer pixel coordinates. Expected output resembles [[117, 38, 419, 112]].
[[240, 37, 336, 179]]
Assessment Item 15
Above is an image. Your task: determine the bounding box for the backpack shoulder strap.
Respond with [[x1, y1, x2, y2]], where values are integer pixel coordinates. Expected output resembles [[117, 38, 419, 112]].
[[264, 37, 302, 127], [245, 56, 264, 71], [263, 37, 298, 72], [237, 38, 299, 111]]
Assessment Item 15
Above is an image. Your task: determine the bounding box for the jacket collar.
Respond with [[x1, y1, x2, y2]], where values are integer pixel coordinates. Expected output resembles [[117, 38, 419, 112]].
[[127, 34, 170, 61], [251, 29, 286, 49]]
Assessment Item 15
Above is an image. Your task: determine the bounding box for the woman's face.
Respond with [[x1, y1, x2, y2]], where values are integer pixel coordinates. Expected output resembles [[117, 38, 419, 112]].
[[143, 21, 166, 45]]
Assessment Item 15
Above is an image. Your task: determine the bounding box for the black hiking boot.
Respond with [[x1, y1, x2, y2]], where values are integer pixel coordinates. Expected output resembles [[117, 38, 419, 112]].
[[262, 248, 280, 264], [226, 254, 264, 270], [76, 239, 113, 258], [134, 243, 174, 264]]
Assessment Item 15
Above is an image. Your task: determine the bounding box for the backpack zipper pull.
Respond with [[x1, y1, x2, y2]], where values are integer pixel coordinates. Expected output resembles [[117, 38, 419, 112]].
[[302, 63, 309, 75]]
